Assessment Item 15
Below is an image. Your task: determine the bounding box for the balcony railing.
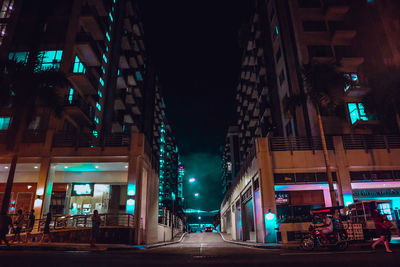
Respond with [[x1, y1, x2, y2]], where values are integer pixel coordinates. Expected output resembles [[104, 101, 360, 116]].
[[63, 94, 94, 121], [270, 136, 334, 151], [52, 131, 130, 148], [342, 135, 400, 150]]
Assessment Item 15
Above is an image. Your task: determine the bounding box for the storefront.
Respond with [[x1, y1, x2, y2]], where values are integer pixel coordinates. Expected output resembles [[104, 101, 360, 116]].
[[0, 183, 37, 214]]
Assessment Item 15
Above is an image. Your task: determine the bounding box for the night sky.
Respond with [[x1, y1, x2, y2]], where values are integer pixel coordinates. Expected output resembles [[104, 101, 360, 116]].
[[140, 1, 254, 211]]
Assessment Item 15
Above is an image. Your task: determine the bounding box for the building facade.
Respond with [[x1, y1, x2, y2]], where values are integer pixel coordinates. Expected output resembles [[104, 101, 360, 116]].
[[0, 0, 182, 244], [221, 0, 400, 244]]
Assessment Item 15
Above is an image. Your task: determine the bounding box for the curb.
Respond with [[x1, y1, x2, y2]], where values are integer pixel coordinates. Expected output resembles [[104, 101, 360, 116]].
[[219, 233, 289, 250], [146, 232, 188, 249], [0, 244, 140, 252]]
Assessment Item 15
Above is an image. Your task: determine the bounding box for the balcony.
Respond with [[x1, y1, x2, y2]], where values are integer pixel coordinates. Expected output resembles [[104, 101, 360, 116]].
[[119, 51, 129, 69], [331, 30, 356, 43], [75, 32, 101, 66], [335, 46, 364, 67], [63, 95, 94, 125], [80, 6, 105, 41], [67, 71, 97, 95], [52, 131, 130, 148], [324, 0, 350, 17], [116, 73, 127, 89]]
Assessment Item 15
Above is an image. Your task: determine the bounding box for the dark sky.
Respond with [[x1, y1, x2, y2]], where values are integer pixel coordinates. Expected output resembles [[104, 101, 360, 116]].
[[140, 1, 254, 211]]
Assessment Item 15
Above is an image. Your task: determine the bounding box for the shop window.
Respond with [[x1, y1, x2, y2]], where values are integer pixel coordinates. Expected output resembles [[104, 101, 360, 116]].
[[348, 102, 369, 124], [37, 50, 63, 70], [0, 117, 11, 130], [344, 73, 359, 92], [8, 51, 29, 63], [73, 56, 85, 73]]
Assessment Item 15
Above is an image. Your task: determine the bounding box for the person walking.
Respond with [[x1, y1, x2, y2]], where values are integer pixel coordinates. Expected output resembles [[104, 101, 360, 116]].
[[13, 209, 25, 243], [40, 213, 52, 243], [25, 210, 36, 243], [0, 214, 13, 247], [90, 210, 101, 247], [371, 208, 393, 253]]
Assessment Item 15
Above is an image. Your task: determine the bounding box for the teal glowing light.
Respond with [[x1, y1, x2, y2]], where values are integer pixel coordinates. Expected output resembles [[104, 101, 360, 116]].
[[102, 54, 107, 63], [343, 192, 354, 207], [38, 50, 63, 70], [68, 88, 74, 104], [264, 210, 278, 243], [348, 102, 369, 124], [275, 26, 279, 35], [126, 199, 135, 214], [194, 193, 199, 197], [98, 90, 102, 98], [94, 116, 99, 124], [8, 51, 29, 63], [109, 12, 113, 22], [0, 117, 11, 130], [101, 66, 105, 74], [127, 183, 136, 196], [73, 184, 92, 195], [106, 32, 110, 42], [96, 102, 101, 111], [189, 177, 195, 183], [73, 56, 85, 73], [92, 130, 98, 138], [135, 71, 142, 81], [99, 77, 104, 86]]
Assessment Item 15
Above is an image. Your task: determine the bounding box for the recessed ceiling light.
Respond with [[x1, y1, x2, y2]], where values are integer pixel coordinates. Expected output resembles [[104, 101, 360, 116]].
[[34, 166, 39, 169], [125, 165, 128, 168], [64, 166, 68, 169], [27, 185, 32, 189], [95, 166, 99, 169], [5, 166, 9, 169]]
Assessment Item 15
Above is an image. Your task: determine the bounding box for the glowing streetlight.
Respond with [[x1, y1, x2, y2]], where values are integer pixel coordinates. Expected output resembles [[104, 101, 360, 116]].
[[194, 193, 199, 197], [198, 216, 201, 220], [189, 177, 196, 183]]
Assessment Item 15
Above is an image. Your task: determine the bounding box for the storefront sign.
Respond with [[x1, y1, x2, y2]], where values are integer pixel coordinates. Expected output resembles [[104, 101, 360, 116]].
[[72, 184, 94, 196], [353, 188, 400, 199], [275, 192, 290, 205]]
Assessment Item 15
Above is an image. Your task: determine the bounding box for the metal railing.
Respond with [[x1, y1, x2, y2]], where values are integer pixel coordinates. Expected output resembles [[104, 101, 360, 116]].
[[342, 135, 400, 150], [37, 213, 135, 231], [52, 132, 130, 148], [269, 136, 334, 151]]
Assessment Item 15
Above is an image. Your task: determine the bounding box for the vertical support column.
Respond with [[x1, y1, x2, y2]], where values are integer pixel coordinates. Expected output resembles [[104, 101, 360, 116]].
[[230, 204, 236, 240], [256, 138, 277, 243], [333, 136, 354, 206], [33, 157, 52, 221], [251, 177, 258, 242], [127, 132, 145, 245]]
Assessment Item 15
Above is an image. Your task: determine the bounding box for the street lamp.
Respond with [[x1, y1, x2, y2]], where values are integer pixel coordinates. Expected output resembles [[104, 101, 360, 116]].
[[194, 193, 199, 197], [189, 177, 196, 183], [198, 216, 201, 220]]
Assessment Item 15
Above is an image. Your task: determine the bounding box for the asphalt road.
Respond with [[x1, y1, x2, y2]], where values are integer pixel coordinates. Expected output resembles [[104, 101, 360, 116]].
[[0, 233, 399, 267]]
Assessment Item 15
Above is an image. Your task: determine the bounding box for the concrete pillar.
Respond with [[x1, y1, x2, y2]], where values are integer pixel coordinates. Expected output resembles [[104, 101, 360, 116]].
[[256, 138, 277, 243], [230, 204, 236, 240], [333, 136, 354, 206], [33, 157, 53, 219]]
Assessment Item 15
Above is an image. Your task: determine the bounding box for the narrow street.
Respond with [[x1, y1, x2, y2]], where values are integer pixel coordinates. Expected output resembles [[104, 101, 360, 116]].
[[1, 233, 399, 267]]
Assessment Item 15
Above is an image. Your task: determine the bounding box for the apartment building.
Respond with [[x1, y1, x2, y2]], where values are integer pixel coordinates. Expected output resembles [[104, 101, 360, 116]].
[[0, 0, 181, 244], [221, 0, 400, 244]]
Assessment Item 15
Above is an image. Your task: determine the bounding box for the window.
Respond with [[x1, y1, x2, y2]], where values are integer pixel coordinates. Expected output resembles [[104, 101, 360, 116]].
[[96, 102, 101, 111], [106, 32, 110, 42], [348, 103, 369, 124], [99, 77, 104, 86], [109, 12, 113, 22], [135, 71, 142, 81], [93, 130, 98, 138], [275, 47, 282, 62], [344, 73, 359, 92], [73, 56, 85, 73], [98, 90, 102, 98], [8, 51, 29, 63], [307, 46, 333, 58], [102, 53, 107, 63], [0, 0, 14, 19], [68, 88, 74, 104], [0, 117, 11, 130], [279, 70, 285, 85], [28, 116, 40, 130], [273, 25, 279, 40], [0, 23, 7, 45], [302, 21, 327, 32], [101, 66, 105, 74], [94, 116, 99, 124], [298, 0, 321, 8], [37, 50, 63, 70]]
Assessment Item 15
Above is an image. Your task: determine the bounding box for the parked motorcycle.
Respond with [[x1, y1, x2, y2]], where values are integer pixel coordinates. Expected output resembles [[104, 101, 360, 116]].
[[300, 224, 349, 251]]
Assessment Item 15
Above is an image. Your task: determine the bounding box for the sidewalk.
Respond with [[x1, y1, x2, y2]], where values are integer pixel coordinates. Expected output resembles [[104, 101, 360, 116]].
[[146, 232, 187, 248], [0, 242, 140, 251], [219, 232, 400, 250]]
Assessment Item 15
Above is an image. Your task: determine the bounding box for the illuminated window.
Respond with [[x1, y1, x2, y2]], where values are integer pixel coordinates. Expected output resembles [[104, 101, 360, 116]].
[[0, 0, 14, 19], [348, 103, 369, 124], [93, 130, 98, 138], [102, 53, 107, 63], [101, 66, 105, 74], [68, 88, 74, 104], [135, 71, 142, 81], [94, 116, 99, 124], [96, 102, 101, 111], [99, 77, 104, 86], [378, 203, 392, 220], [8, 51, 29, 63], [0, 117, 11, 130], [37, 50, 63, 70], [344, 73, 359, 92], [98, 90, 102, 98], [106, 32, 110, 42], [109, 12, 113, 22], [73, 56, 85, 73]]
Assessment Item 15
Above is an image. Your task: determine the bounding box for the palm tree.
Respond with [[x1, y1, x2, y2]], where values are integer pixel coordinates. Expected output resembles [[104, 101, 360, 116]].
[[0, 55, 69, 215], [363, 67, 400, 133], [283, 61, 350, 208]]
